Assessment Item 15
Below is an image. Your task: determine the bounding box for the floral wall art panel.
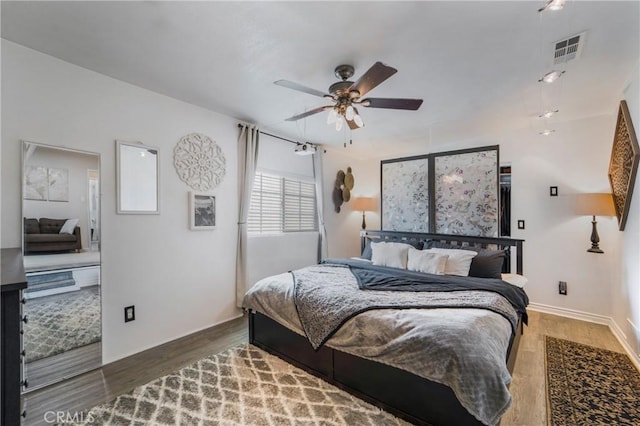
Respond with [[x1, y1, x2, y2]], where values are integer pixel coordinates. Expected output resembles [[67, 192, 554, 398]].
[[434, 148, 498, 236], [381, 156, 429, 232], [24, 165, 48, 201], [47, 167, 69, 202]]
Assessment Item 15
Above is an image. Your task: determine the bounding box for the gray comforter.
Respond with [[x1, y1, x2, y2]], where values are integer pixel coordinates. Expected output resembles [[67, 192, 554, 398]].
[[294, 259, 525, 349], [243, 262, 523, 425]]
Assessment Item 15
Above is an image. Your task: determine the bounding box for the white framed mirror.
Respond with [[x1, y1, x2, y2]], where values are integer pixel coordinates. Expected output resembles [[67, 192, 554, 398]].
[[21, 140, 102, 390], [116, 140, 159, 214]]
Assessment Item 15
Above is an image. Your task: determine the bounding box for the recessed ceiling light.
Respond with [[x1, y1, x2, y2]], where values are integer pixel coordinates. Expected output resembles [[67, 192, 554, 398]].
[[538, 0, 565, 13], [538, 71, 565, 83], [539, 129, 556, 136], [539, 110, 559, 118]]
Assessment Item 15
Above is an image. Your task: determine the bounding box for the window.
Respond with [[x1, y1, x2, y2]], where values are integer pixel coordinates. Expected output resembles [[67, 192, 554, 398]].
[[248, 173, 317, 233]]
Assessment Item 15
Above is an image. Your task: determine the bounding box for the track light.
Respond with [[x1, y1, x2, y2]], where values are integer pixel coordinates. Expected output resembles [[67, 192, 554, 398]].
[[294, 142, 317, 156], [539, 110, 559, 118], [538, 0, 565, 13], [539, 71, 565, 83]]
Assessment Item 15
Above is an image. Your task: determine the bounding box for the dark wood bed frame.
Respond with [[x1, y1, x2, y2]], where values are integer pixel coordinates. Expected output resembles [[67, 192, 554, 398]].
[[249, 231, 525, 426]]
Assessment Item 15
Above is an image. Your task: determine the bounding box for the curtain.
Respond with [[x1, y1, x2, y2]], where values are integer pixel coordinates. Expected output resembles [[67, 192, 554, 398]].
[[235, 124, 260, 307], [313, 148, 328, 261]]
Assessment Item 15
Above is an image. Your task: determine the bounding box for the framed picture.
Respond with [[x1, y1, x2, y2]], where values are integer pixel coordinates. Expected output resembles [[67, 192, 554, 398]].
[[380, 145, 499, 236], [608, 100, 639, 231], [48, 167, 69, 202], [433, 146, 499, 237], [190, 192, 216, 230], [381, 155, 430, 232], [24, 165, 48, 200]]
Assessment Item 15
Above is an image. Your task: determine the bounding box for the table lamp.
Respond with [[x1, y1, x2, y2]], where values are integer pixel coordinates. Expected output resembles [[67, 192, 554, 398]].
[[351, 197, 377, 230], [575, 193, 615, 253]]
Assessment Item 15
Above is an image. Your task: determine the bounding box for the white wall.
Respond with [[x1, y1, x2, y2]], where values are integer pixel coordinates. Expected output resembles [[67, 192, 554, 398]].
[[1, 40, 240, 363], [245, 135, 318, 286], [615, 60, 640, 358], [322, 148, 381, 259], [23, 144, 99, 250], [323, 114, 620, 317], [498, 115, 619, 317]]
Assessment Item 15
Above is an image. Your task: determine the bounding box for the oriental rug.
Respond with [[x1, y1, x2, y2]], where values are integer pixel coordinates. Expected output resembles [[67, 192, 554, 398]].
[[545, 336, 640, 425]]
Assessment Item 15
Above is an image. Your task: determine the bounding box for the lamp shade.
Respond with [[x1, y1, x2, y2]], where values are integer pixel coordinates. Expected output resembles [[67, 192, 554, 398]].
[[351, 197, 377, 212], [575, 193, 615, 216]]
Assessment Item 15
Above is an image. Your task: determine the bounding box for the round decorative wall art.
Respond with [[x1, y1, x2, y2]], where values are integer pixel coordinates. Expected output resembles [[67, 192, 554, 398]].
[[174, 133, 226, 191], [333, 166, 355, 213]]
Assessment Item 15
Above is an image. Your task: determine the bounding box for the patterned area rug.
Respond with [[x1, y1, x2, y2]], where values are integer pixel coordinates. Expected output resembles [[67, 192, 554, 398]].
[[78, 345, 408, 425], [545, 336, 640, 425], [24, 286, 101, 362]]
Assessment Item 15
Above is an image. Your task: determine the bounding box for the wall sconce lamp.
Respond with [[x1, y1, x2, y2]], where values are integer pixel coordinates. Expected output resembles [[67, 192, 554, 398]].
[[575, 193, 615, 253], [351, 197, 377, 230]]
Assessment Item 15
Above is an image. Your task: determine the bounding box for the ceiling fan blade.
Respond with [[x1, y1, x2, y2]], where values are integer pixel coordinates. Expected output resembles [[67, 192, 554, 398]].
[[362, 98, 423, 110], [349, 62, 398, 97], [285, 105, 332, 121], [274, 80, 330, 98]]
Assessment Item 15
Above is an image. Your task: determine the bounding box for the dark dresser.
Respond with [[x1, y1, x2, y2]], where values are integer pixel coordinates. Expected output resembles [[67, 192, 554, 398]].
[[1, 248, 28, 425]]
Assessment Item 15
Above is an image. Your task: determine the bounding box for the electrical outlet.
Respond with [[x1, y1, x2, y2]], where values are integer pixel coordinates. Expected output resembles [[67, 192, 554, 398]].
[[124, 305, 135, 322], [558, 281, 567, 295]]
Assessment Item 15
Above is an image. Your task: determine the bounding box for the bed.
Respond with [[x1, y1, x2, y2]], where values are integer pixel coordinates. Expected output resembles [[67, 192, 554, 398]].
[[243, 230, 527, 426]]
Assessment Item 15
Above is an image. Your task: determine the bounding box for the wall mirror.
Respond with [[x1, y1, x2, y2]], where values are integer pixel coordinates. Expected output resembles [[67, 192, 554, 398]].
[[116, 140, 159, 214], [21, 140, 102, 391]]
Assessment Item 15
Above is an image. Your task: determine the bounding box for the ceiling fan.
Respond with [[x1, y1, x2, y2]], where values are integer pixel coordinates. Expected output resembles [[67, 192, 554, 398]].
[[274, 62, 423, 131]]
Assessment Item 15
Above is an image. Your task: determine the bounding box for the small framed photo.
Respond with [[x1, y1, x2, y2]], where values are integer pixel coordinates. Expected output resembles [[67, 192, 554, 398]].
[[189, 192, 216, 230]]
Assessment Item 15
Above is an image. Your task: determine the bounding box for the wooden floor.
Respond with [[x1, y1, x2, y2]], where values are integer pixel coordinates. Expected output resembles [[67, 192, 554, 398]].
[[23, 316, 247, 426], [501, 310, 625, 426], [27, 342, 102, 390], [23, 311, 626, 426]]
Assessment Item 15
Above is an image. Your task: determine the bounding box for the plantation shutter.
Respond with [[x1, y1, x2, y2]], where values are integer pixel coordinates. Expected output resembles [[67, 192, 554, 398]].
[[249, 173, 317, 233]]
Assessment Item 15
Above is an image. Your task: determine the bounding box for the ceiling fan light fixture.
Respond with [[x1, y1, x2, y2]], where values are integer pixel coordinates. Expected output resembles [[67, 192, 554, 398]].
[[345, 105, 355, 121], [327, 108, 338, 124], [539, 70, 565, 83], [353, 113, 364, 128], [335, 117, 343, 131]]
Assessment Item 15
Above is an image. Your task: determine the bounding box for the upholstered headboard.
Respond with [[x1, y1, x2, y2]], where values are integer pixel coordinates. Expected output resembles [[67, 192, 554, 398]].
[[360, 230, 524, 275]]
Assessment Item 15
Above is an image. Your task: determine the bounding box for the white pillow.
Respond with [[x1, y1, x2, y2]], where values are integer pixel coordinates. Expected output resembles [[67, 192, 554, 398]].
[[407, 247, 448, 275], [501, 273, 528, 288], [59, 218, 79, 235], [371, 242, 411, 269], [424, 248, 477, 276]]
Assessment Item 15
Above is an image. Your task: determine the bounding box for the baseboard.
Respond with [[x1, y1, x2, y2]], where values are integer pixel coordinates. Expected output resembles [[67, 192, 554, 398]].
[[528, 302, 640, 371], [72, 266, 101, 287], [103, 312, 245, 364], [609, 318, 640, 371], [528, 302, 610, 325]]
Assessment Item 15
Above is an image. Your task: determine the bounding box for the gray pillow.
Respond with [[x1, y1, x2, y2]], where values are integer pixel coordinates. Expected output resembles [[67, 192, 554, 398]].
[[468, 250, 506, 279]]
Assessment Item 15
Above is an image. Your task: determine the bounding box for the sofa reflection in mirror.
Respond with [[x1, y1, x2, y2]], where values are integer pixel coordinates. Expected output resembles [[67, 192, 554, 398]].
[[24, 217, 82, 253]]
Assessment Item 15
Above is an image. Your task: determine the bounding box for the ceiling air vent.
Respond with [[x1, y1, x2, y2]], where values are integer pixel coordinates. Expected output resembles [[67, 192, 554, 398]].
[[553, 32, 586, 65]]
